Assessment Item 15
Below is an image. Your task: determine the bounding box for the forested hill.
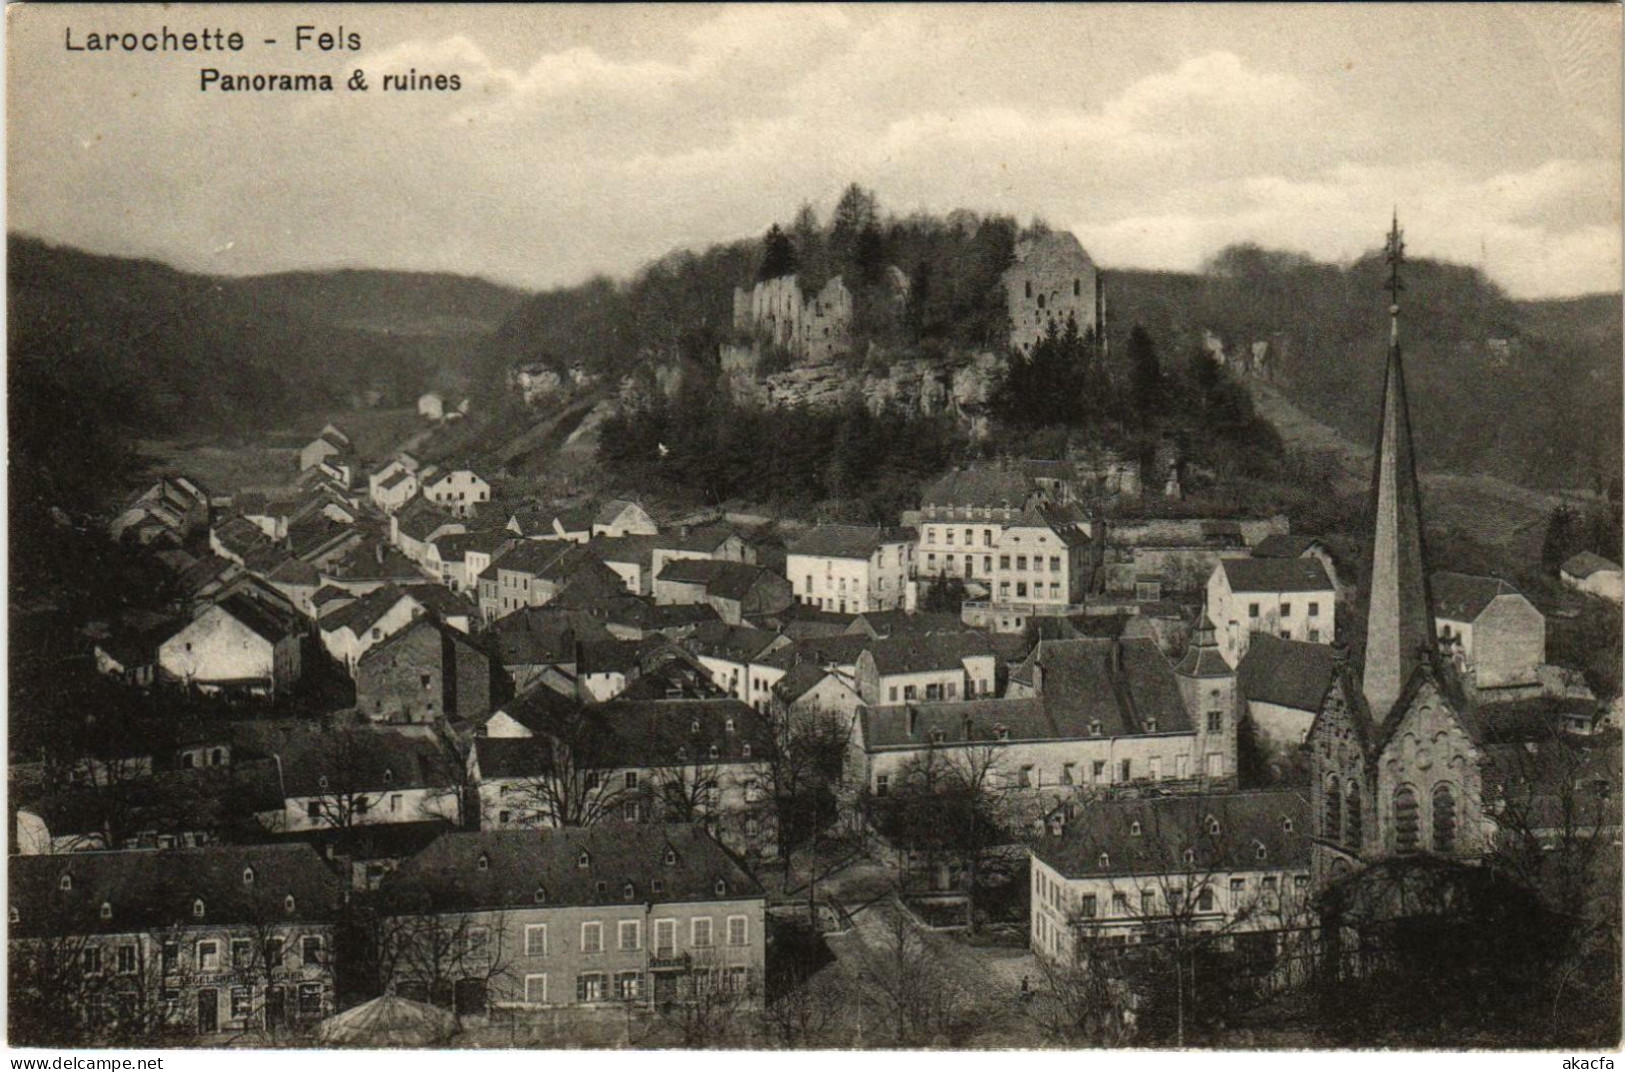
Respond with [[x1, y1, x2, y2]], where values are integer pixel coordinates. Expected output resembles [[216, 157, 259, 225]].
[[1105, 248, 1622, 492], [7, 234, 526, 513]]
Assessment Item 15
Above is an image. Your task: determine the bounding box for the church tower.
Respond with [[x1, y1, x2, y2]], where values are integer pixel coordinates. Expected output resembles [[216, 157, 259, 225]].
[[1176, 614, 1237, 782], [1359, 213, 1435, 725]]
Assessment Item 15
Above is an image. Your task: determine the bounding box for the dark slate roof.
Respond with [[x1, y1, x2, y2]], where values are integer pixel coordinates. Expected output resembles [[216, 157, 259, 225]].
[[1021, 638, 1192, 735], [435, 528, 515, 561], [322, 585, 419, 637], [553, 506, 595, 533], [1237, 634, 1337, 712], [382, 825, 762, 913], [921, 469, 1035, 510], [787, 523, 914, 560], [759, 633, 873, 671], [578, 638, 643, 676], [495, 540, 573, 576], [1174, 631, 1232, 680], [594, 499, 646, 526], [1430, 571, 1521, 622], [489, 681, 587, 733], [312, 585, 354, 609], [861, 698, 1052, 749], [848, 610, 972, 639], [10, 844, 343, 937], [1219, 557, 1333, 594], [1252, 534, 1320, 559], [774, 603, 861, 638], [1011, 504, 1091, 547], [412, 583, 475, 619], [583, 533, 659, 571], [268, 556, 322, 587], [1473, 696, 1605, 745], [357, 616, 479, 671], [655, 522, 741, 553], [1562, 550, 1621, 579], [330, 543, 424, 582], [216, 593, 300, 643], [863, 632, 996, 676], [708, 563, 782, 602], [227, 722, 458, 797], [214, 516, 270, 557], [1032, 791, 1311, 879], [657, 558, 729, 585], [773, 662, 848, 704], [685, 621, 785, 664]]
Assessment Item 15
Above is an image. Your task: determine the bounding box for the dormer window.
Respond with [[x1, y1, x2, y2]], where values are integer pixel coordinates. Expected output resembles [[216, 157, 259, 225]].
[[1098, 852, 1110, 868], [742, 744, 752, 758], [100, 902, 113, 921], [578, 851, 591, 869], [677, 747, 688, 760], [59, 874, 72, 892], [285, 895, 297, 914], [714, 879, 728, 896], [623, 882, 636, 901], [652, 879, 664, 895], [533, 886, 547, 904], [1256, 843, 1268, 862], [8, 907, 17, 924], [1183, 849, 1195, 865], [477, 853, 490, 871], [690, 720, 701, 734], [318, 775, 329, 790], [383, 768, 394, 785], [664, 849, 677, 866], [930, 729, 946, 744], [709, 745, 720, 759], [1090, 721, 1102, 737], [1145, 718, 1158, 733], [596, 881, 607, 895], [995, 725, 1010, 741], [725, 719, 735, 733], [1282, 817, 1294, 833], [1130, 822, 1141, 837], [1207, 818, 1221, 836], [193, 899, 206, 919]]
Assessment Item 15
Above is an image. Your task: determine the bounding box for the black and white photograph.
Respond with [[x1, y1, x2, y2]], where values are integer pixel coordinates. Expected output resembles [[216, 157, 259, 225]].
[[6, 2, 1622, 1054]]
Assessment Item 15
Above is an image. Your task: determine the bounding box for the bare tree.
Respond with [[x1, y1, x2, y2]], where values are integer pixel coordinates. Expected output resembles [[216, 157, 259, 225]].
[[849, 899, 969, 1046], [379, 906, 514, 1014], [505, 711, 630, 828]]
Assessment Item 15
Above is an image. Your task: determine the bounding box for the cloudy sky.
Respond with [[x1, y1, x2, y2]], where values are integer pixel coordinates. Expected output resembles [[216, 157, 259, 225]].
[[9, 3, 1620, 297]]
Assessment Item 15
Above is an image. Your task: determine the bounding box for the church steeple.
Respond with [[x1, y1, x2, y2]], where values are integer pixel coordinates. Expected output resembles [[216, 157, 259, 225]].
[[1360, 213, 1435, 723]]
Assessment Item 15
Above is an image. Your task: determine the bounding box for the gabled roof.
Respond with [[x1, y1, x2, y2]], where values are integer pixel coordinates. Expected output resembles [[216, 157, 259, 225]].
[[381, 825, 762, 914], [848, 610, 972, 639], [1431, 571, 1523, 623], [863, 632, 996, 676], [410, 583, 475, 620], [773, 662, 853, 704], [213, 516, 270, 557], [862, 697, 1052, 749], [657, 559, 778, 602], [921, 469, 1036, 510], [1007, 504, 1091, 547], [1032, 791, 1310, 879], [1562, 551, 1620, 579], [494, 540, 573, 576], [1018, 637, 1192, 735], [1252, 534, 1322, 559], [1238, 634, 1337, 712], [552, 506, 595, 533], [1219, 557, 1333, 594], [685, 621, 786, 664], [583, 534, 659, 571], [10, 844, 344, 937], [226, 721, 458, 797], [594, 499, 646, 526], [759, 633, 874, 671], [213, 593, 301, 644], [655, 521, 744, 554], [787, 523, 914, 560], [329, 543, 424, 583], [322, 584, 420, 637]]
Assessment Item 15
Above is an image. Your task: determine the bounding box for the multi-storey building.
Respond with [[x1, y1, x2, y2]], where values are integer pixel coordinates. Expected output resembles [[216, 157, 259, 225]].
[[1206, 556, 1335, 668], [786, 524, 915, 614], [1001, 231, 1102, 354], [916, 469, 1044, 584], [9, 845, 342, 1042], [379, 825, 766, 1012]]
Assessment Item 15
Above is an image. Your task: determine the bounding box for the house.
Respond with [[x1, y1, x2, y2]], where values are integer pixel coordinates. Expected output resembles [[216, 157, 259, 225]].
[[175, 555, 245, 608], [264, 558, 324, 619], [1561, 551, 1623, 604], [1002, 231, 1102, 354], [355, 618, 495, 725], [1252, 533, 1341, 595], [110, 475, 211, 546], [682, 621, 793, 711], [322, 542, 430, 593], [91, 611, 182, 687], [581, 535, 661, 596], [378, 825, 766, 1013], [157, 596, 303, 698], [418, 391, 444, 420], [652, 560, 794, 625], [575, 639, 645, 703], [592, 499, 658, 538], [319, 585, 427, 671], [9, 845, 343, 1040], [1431, 571, 1545, 688], [393, 498, 466, 564], [962, 504, 1093, 633], [210, 516, 274, 568], [860, 632, 1233, 800], [846, 610, 970, 640], [1206, 556, 1335, 667], [916, 469, 1044, 584], [421, 468, 492, 519], [1237, 633, 1338, 759], [1028, 791, 1312, 962], [287, 516, 364, 573], [299, 424, 352, 473], [371, 468, 420, 515], [480, 543, 622, 622], [470, 698, 776, 858], [649, 522, 754, 580], [433, 530, 516, 594], [549, 507, 596, 544], [410, 583, 478, 634], [236, 722, 464, 835], [1103, 516, 1287, 599], [855, 632, 998, 707], [770, 662, 864, 723], [786, 524, 915, 614]]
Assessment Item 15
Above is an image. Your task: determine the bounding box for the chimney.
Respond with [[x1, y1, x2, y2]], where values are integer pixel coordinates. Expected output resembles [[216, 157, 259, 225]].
[[374, 542, 385, 566]]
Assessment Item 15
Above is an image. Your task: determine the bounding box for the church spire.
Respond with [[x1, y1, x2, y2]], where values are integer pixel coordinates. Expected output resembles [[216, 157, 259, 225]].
[[1361, 212, 1435, 722]]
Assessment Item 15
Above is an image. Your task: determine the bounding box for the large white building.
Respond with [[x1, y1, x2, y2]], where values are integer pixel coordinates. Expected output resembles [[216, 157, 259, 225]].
[[786, 524, 915, 614], [1206, 557, 1335, 667]]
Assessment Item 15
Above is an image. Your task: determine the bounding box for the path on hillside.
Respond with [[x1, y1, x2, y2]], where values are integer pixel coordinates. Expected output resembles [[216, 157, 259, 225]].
[[1248, 382, 1568, 565]]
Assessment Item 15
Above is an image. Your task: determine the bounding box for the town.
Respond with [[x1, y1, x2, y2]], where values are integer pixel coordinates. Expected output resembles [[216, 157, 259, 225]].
[[9, 202, 1622, 1051]]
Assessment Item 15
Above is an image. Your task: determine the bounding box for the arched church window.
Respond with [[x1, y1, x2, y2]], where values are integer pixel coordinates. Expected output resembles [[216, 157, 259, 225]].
[[1392, 785, 1420, 853], [1432, 783, 1457, 854], [1324, 775, 1342, 843]]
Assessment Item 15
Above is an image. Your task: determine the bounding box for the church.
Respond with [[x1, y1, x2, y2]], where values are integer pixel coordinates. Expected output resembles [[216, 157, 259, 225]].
[[1305, 217, 1618, 882]]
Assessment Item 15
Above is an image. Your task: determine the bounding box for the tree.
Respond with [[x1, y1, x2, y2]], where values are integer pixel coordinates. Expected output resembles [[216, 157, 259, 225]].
[[1127, 324, 1165, 424], [850, 899, 969, 1045], [1543, 503, 1581, 572], [507, 711, 630, 828], [761, 704, 854, 880], [757, 224, 797, 282], [376, 902, 514, 1015]]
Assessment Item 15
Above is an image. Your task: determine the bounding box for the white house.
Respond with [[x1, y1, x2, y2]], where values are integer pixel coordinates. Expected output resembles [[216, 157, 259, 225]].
[[157, 595, 303, 697], [370, 467, 420, 515], [418, 392, 445, 420], [421, 468, 492, 518], [318, 586, 427, 672], [1431, 571, 1545, 688], [1206, 557, 1335, 668], [592, 499, 659, 538], [786, 524, 915, 614], [1561, 551, 1623, 604]]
